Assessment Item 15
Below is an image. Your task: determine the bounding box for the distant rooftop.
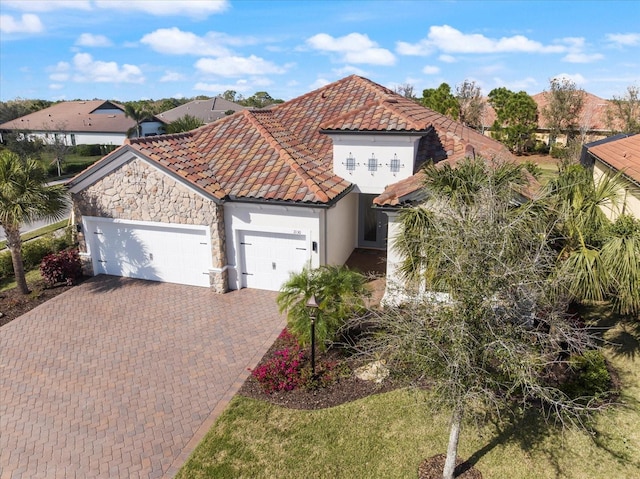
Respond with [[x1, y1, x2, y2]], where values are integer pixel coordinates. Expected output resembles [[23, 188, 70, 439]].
[[156, 97, 245, 124]]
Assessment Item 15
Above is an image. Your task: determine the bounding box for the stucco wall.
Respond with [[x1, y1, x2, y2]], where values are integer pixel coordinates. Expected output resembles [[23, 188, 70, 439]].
[[594, 161, 640, 220], [72, 156, 228, 292], [326, 192, 358, 265]]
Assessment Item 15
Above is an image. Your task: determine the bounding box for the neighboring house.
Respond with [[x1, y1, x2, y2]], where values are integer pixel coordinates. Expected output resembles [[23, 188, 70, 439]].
[[68, 75, 518, 294], [581, 133, 640, 219], [482, 91, 613, 146], [0, 100, 164, 146], [155, 97, 245, 125]]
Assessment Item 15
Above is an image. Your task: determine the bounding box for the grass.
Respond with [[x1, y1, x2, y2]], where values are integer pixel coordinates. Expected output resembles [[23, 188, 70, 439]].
[[176, 305, 640, 479], [0, 268, 43, 292]]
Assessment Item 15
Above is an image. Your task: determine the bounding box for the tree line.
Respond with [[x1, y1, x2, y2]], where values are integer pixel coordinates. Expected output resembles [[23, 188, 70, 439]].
[[396, 80, 639, 156]]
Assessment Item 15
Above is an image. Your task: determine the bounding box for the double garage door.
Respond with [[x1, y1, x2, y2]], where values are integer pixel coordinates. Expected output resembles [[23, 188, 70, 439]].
[[85, 218, 311, 291], [85, 218, 212, 287]]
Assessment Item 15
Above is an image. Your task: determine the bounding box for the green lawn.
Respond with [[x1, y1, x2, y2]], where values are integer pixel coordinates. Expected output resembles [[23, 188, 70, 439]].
[[176, 306, 640, 479]]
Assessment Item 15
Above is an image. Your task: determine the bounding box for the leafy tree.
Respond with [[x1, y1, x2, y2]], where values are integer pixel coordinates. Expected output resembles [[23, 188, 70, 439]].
[[488, 87, 538, 154], [358, 158, 596, 479], [241, 91, 283, 108], [605, 85, 640, 134], [455, 80, 485, 131], [221, 90, 243, 103], [421, 83, 458, 119], [0, 131, 44, 160], [541, 78, 585, 146], [165, 114, 204, 134], [0, 151, 68, 294], [277, 265, 369, 350], [0, 98, 53, 123], [124, 103, 152, 138]]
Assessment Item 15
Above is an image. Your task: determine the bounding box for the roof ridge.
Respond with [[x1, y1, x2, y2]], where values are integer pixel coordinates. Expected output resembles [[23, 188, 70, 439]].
[[246, 111, 330, 202]]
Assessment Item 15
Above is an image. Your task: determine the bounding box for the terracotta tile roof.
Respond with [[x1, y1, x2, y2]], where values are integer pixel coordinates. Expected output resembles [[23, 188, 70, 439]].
[[0, 100, 136, 134], [78, 75, 516, 206], [588, 133, 640, 184]]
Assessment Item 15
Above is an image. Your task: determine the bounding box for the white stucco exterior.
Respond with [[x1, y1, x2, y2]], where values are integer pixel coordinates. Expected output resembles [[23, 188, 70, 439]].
[[325, 192, 358, 265], [594, 161, 640, 219], [329, 133, 423, 194], [224, 202, 323, 290]]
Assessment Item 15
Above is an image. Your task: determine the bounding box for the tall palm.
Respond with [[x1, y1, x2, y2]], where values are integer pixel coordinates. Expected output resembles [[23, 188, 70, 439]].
[[124, 104, 151, 138], [0, 151, 68, 294]]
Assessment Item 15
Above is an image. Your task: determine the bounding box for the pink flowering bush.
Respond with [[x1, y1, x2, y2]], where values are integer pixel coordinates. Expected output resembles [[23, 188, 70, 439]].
[[251, 345, 306, 394]]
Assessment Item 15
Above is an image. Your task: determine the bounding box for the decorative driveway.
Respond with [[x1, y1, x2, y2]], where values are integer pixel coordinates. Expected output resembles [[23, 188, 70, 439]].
[[0, 276, 285, 479]]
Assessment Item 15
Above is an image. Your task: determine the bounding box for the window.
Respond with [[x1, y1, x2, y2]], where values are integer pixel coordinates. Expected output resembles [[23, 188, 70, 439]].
[[388, 153, 403, 173], [367, 154, 378, 172], [343, 153, 356, 172]]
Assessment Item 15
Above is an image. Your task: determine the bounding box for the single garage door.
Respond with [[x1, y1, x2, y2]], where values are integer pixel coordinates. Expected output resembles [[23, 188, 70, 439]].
[[239, 230, 309, 291], [86, 218, 212, 287]]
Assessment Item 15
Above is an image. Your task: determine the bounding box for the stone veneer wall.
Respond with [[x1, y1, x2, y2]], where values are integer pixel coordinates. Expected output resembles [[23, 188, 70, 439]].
[[72, 156, 228, 292]]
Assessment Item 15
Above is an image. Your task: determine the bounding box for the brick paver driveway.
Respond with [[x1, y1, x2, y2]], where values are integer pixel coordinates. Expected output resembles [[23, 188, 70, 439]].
[[1, 276, 285, 479]]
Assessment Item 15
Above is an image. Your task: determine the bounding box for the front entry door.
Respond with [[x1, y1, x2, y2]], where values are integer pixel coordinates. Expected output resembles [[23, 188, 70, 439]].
[[358, 194, 388, 249]]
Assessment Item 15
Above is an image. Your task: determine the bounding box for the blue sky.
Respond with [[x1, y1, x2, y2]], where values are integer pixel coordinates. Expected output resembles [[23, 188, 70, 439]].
[[1, 0, 639, 103]]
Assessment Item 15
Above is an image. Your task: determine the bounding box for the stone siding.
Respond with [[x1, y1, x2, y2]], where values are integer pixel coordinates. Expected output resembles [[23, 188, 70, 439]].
[[72, 157, 228, 292]]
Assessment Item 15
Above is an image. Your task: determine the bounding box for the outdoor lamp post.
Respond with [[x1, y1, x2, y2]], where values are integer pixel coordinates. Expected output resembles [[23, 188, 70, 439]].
[[306, 294, 319, 378]]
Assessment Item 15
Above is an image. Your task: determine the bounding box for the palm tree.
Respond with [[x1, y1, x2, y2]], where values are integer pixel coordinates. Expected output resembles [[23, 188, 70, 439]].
[[124, 103, 152, 138], [0, 151, 68, 294], [165, 114, 204, 134], [276, 265, 369, 350]]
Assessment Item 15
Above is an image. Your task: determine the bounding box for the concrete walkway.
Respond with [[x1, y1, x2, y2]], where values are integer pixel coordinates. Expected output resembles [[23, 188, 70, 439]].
[[0, 276, 285, 479]]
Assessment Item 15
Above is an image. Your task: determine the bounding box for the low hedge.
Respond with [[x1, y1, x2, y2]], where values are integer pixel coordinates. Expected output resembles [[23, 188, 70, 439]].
[[0, 228, 74, 280]]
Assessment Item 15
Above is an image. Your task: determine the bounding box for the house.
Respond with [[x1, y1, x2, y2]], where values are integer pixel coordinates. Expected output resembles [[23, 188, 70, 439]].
[[155, 97, 245, 125], [68, 75, 517, 294], [0, 100, 164, 147], [482, 91, 613, 146], [581, 133, 640, 219]]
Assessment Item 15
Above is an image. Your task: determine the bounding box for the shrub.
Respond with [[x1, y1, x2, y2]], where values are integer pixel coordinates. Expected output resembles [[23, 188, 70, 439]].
[[21, 235, 57, 270], [39, 249, 83, 285], [562, 350, 612, 401], [251, 345, 306, 394], [0, 250, 13, 278]]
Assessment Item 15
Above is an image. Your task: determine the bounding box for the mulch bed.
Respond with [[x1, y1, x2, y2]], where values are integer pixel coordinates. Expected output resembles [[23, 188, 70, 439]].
[[0, 278, 85, 327], [238, 332, 402, 410], [418, 454, 483, 479]]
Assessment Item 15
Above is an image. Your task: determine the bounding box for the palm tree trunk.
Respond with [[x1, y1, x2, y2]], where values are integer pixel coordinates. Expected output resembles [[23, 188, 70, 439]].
[[4, 225, 30, 294], [443, 405, 463, 479]]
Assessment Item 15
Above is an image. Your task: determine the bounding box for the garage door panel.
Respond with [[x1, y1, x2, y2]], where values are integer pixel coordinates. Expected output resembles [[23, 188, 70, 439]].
[[87, 219, 212, 287], [240, 230, 309, 291]]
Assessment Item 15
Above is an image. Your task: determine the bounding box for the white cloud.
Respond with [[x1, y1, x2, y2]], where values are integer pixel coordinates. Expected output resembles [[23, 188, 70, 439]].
[[140, 28, 232, 56], [160, 71, 187, 82], [94, 0, 228, 18], [76, 33, 112, 47], [310, 78, 331, 90], [70, 53, 145, 83], [195, 55, 286, 77], [306, 33, 396, 66], [332, 65, 368, 77], [49, 83, 64, 90], [2, 1, 91, 11], [492, 76, 539, 91], [563, 52, 604, 63], [606, 33, 640, 46], [422, 65, 440, 75], [0, 13, 43, 34], [194, 80, 253, 93], [438, 54, 457, 63], [397, 25, 566, 56]]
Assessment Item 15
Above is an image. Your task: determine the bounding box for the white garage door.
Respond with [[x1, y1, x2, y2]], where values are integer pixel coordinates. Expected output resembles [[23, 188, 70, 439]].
[[86, 218, 212, 287], [239, 230, 309, 291]]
